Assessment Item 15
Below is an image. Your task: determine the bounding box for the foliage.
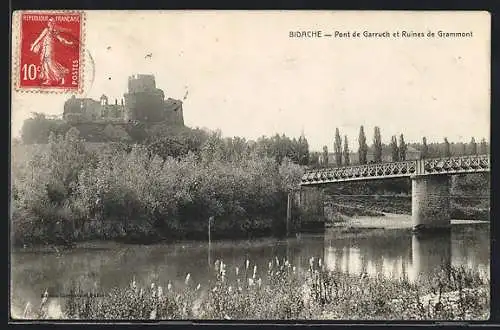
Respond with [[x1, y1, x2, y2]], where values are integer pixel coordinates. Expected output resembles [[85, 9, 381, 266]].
[[373, 126, 382, 163], [146, 127, 210, 160], [12, 130, 309, 245], [408, 139, 489, 159], [12, 128, 96, 245], [334, 128, 342, 167], [399, 134, 407, 161], [322, 146, 329, 167], [479, 138, 488, 154], [390, 136, 399, 162], [451, 173, 490, 211], [309, 152, 320, 168], [297, 135, 310, 166], [420, 137, 428, 159], [358, 126, 368, 165], [443, 138, 451, 157], [21, 113, 71, 144], [343, 136, 350, 166], [22, 262, 489, 320], [103, 124, 131, 142], [251, 134, 309, 166], [469, 137, 477, 155]]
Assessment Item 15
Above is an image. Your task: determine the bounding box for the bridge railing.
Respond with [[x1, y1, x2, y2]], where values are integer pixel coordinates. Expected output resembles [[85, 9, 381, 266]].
[[301, 160, 418, 184], [301, 154, 490, 185], [422, 154, 490, 174]]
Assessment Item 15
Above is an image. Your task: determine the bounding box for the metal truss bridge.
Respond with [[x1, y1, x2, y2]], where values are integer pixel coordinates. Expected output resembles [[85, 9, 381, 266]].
[[301, 154, 490, 186]]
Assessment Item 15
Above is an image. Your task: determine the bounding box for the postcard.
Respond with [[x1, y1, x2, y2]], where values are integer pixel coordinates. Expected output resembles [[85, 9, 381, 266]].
[[10, 10, 490, 321]]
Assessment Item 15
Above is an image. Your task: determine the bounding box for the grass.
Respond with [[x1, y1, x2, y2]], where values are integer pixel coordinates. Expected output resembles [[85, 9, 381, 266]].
[[14, 259, 489, 321]]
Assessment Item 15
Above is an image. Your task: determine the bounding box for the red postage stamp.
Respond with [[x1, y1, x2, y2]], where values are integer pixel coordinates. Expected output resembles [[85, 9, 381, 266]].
[[15, 11, 85, 93]]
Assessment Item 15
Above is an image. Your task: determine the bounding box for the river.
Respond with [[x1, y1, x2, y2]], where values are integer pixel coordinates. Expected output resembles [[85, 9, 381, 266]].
[[10, 218, 489, 318]]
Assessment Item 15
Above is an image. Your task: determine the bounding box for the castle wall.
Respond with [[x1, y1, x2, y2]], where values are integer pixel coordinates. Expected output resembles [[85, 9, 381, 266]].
[[124, 90, 165, 122], [128, 74, 156, 93], [164, 98, 184, 125], [64, 98, 101, 121], [63, 74, 185, 126], [83, 100, 102, 120], [102, 104, 124, 119]]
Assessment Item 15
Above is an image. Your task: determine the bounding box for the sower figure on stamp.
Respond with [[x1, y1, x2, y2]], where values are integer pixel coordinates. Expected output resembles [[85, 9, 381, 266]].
[[30, 17, 74, 86]]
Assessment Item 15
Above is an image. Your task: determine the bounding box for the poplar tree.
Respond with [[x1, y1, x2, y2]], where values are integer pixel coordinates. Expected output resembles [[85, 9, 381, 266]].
[[480, 138, 488, 154], [373, 126, 382, 163], [469, 137, 477, 155], [343, 135, 350, 165], [334, 128, 342, 166], [322, 145, 329, 167], [399, 134, 407, 161], [390, 136, 399, 161], [421, 137, 428, 159], [358, 126, 368, 165], [443, 137, 451, 157], [297, 134, 309, 165]]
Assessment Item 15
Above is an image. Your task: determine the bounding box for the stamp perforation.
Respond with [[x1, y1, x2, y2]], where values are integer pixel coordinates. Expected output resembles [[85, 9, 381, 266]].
[[12, 10, 86, 94]]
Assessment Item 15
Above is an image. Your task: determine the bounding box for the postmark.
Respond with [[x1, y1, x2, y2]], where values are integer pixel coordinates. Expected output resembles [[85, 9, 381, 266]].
[[13, 11, 86, 93]]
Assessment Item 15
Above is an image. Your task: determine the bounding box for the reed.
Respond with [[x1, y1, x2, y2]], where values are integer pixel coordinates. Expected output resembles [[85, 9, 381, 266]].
[[19, 261, 489, 320]]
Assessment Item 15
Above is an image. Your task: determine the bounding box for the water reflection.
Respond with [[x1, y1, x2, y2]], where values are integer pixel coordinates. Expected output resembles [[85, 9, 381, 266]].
[[411, 229, 452, 282], [324, 229, 412, 279], [323, 224, 489, 282], [11, 223, 489, 317]]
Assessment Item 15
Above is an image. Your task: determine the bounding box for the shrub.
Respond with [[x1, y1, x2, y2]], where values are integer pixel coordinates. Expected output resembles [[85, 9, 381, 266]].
[[11, 132, 307, 245]]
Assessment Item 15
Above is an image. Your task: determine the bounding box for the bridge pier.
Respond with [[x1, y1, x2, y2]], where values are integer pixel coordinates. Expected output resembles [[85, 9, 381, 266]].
[[297, 187, 325, 233], [411, 174, 451, 231]]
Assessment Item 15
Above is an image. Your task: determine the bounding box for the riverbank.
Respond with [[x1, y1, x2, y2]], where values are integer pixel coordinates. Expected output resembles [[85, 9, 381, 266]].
[[327, 212, 489, 230], [325, 196, 490, 222], [15, 260, 489, 320], [325, 198, 489, 230]]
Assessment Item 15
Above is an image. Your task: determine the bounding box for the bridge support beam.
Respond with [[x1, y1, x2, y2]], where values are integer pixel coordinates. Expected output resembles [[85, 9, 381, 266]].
[[297, 187, 325, 233], [411, 174, 451, 231]]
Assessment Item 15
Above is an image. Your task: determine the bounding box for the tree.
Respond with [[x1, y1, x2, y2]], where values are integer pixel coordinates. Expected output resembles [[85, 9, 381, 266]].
[[21, 113, 71, 144], [47, 127, 88, 201], [147, 136, 190, 160], [289, 137, 300, 163], [334, 128, 342, 166], [390, 136, 399, 162], [103, 124, 131, 142], [480, 138, 488, 154], [443, 137, 451, 157], [201, 130, 225, 163], [358, 126, 368, 165], [253, 134, 307, 165], [270, 134, 285, 164], [399, 134, 407, 161], [309, 152, 320, 167], [373, 126, 382, 163], [469, 137, 477, 155], [322, 145, 329, 167], [421, 137, 428, 159], [297, 134, 310, 165], [343, 135, 350, 165]]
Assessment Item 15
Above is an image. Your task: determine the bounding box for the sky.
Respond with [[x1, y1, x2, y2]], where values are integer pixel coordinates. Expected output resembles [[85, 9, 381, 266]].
[[11, 11, 490, 151]]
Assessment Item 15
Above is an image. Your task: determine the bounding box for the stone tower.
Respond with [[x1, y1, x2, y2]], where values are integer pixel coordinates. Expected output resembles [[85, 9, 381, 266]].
[[123, 74, 165, 122]]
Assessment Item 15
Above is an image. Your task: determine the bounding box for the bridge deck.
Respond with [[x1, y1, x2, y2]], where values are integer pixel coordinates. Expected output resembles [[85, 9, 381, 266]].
[[301, 154, 490, 186]]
